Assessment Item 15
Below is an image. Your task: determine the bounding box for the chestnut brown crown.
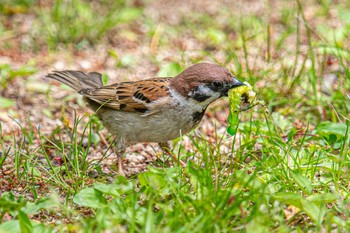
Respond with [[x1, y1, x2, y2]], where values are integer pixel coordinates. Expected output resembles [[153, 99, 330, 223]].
[[170, 63, 244, 98]]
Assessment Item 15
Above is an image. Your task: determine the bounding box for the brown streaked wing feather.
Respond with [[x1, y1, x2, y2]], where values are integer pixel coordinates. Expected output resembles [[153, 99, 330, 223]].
[[79, 77, 171, 114]]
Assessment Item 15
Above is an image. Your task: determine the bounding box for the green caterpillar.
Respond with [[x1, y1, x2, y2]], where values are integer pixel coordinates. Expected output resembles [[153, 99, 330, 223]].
[[227, 82, 260, 136]]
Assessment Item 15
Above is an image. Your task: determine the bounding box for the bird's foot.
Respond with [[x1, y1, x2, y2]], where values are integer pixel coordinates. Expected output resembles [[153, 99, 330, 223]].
[[117, 156, 126, 177]]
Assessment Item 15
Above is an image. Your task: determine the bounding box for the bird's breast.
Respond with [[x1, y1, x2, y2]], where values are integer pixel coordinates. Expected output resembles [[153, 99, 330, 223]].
[[97, 105, 204, 144]]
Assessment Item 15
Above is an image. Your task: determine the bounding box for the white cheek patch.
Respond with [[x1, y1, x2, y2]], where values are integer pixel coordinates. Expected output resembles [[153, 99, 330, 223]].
[[190, 85, 221, 105], [169, 86, 221, 113], [194, 85, 211, 96]]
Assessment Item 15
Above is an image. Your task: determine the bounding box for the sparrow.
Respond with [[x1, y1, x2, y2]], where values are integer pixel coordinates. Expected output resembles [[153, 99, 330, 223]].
[[46, 63, 244, 176]]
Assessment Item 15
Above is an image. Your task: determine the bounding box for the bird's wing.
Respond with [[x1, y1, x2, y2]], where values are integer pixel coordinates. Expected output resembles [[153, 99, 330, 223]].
[[79, 77, 172, 114]]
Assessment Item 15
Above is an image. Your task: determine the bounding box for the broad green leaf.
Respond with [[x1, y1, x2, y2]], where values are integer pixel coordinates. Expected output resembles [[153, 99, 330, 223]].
[[315, 121, 348, 142], [273, 192, 303, 208], [139, 169, 167, 191], [187, 163, 205, 199], [23, 196, 59, 215], [300, 199, 325, 225], [306, 193, 340, 205], [0, 97, 15, 108], [290, 170, 312, 195], [234, 170, 263, 191], [0, 220, 52, 233], [32, 223, 54, 233], [0, 220, 20, 233], [246, 215, 269, 233], [0, 192, 27, 212], [93, 183, 120, 197], [18, 210, 32, 233], [113, 175, 134, 194], [73, 188, 107, 208], [331, 216, 347, 228]]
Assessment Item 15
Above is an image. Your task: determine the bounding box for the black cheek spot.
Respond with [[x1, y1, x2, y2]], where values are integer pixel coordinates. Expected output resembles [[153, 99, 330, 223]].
[[192, 93, 211, 102], [192, 108, 207, 123], [190, 86, 212, 102], [120, 104, 126, 109]]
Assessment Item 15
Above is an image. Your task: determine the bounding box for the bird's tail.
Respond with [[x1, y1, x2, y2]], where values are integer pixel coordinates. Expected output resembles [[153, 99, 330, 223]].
[[46, 70, 103, 91]]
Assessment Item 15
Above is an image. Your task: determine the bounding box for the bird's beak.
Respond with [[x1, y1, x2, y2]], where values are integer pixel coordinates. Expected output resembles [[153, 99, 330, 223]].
[[222, 77, 245, 96], [230, 77, 245, 89]]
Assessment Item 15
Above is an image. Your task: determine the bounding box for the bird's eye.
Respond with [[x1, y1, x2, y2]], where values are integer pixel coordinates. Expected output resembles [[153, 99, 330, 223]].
[[211, 81, 223, 89]]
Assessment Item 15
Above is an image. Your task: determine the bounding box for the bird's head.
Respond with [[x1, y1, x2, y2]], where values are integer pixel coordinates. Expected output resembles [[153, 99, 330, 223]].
[[170, 63, 245, 106]]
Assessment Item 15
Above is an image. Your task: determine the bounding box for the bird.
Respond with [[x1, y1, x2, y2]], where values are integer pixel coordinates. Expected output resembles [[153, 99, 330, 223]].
[[46, 63, 245, 176]]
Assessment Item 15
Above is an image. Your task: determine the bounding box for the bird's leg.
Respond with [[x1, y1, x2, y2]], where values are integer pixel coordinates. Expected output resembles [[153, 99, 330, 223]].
[[117, 148, 126, 176], [116, 139, 126, 176], [159, 142, 186, 168]]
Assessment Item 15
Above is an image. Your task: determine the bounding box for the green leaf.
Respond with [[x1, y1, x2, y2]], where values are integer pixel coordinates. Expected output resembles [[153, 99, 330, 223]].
[[26, 81, 51, 93], [317, 45, 350, 60], [227, 87, 243, 135], [206, 28, 226, 44], [119, 55, 134, 67], [315, 121, 348, 142], [273, 192, 303, 208], [157, 62, 183, 77], [0, 97, 15, 108], [234, 170, 263, 191], [88, 133, 100, 145], [102, 74, 109, 85], [300, 199, 325, 225], [272, 112, 291, 133], [23, 196, 59, 215], [73, 188, 107, 209], [0, 192, 27, 212], [290, 170, 312, 195], [246, 215, 269, 233], [337, 8, 350, 23], [138, 168, 167, 191], [18, 210, 32, 233], [0, 219, 51, 233], [0, 220, 20, 233], [117, 8, 142, 23], [306, 193, 340, 205], [227, 112, 239, 135], [10, 66, 37, 77], [32, 223, 54, 233], [93, 183, 120, 197]]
